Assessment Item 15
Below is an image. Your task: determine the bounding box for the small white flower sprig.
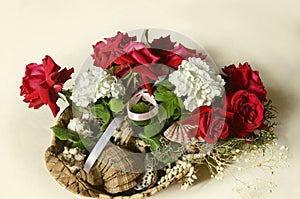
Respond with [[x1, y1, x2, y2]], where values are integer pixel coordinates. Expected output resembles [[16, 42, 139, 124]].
[[166, 100, 288, 196], [157, 159, 198, 191], [179, 137, 288, 197]]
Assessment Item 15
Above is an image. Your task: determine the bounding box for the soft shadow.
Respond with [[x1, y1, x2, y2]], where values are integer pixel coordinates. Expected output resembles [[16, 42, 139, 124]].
[[193, 164, 212, 186]]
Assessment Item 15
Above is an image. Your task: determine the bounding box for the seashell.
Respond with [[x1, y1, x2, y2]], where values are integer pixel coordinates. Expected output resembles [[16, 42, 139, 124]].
[[87, 144, 143, 194], [134, 169, 158, 191], [59, 146, 86, 173], [163, 122, 197, 144], [134, 154, 158, 191], [112, 120, 150, 153], [112, 120, 133, 146]]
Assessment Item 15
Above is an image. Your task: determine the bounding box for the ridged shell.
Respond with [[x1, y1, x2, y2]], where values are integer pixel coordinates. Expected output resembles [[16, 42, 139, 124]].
[[46, 107, 196, 198], [112, 120, 150, 153], [88, 144, 142, 194], [163, 122, 197, 144]]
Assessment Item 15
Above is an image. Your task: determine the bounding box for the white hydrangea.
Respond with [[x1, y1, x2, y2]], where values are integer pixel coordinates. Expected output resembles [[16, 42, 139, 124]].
[[168, 57, 225, 112], [67, 118, 94, 138], [70, 66, 125, 107]]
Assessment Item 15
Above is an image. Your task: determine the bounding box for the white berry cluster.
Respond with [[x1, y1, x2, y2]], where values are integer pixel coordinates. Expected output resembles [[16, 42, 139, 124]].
[[168, 57, 225, 112], [71, 66, 125, 107]]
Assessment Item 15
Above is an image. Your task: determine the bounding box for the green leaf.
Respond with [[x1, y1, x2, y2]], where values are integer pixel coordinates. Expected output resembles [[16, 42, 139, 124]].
[[139, 134, 161, 152], [51, 126, 80, 141], [72, 137, 97, 151], [107, 65, 119, 73], [154, 90, 182, 120], [155, 80, 173, 91], [89, 103, 112, 131], [157, 107, 167, 123], [71, 131, 103, 150], [71, 140, 85, 149], [144, 120, 164, 138], [109, 98, 125, 113], [128, 118, 151, 126], [130, 102, 150, 113]]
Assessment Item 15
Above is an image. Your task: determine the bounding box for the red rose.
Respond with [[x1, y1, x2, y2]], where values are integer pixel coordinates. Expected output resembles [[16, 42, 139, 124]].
[[114, 46, 164, 95], [93, 32, 207, 95], [197, 106, 233, 143], [20, 56, 74, 117], [229, 90, 264, 137], [92, 31, 136, 69], [151, 39, 207, 69], [222, 62, 267, 101], [150, 35, 176, 50], [172, 44, 206, 60], [182, 106, 233, 144]]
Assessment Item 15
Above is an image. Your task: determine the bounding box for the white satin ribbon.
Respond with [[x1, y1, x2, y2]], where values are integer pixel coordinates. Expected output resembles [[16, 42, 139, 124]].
[[127, 90, 159, 121], [84, 90, 159, 173], [84, 116, 123, 173]]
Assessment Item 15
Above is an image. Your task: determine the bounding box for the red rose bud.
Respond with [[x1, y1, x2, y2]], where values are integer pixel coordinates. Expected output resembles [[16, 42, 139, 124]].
[[20, 55, 74, 117], [222, 62, 267, 101], [229, 90, 265, 137]]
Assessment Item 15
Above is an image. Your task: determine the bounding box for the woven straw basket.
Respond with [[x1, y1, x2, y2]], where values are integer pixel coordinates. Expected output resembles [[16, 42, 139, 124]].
[[45, 107, 190, 199]]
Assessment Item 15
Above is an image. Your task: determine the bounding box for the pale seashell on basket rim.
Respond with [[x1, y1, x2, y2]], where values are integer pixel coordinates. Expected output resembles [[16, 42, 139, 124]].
[[163, 122, 197, 144]]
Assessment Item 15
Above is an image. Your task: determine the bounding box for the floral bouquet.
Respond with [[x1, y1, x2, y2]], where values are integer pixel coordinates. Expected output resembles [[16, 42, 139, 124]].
[[20, 29, 286, 198]]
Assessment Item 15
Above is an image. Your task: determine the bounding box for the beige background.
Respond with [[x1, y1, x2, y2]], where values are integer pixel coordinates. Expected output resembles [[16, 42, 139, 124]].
[[1, 0, 300, 198]]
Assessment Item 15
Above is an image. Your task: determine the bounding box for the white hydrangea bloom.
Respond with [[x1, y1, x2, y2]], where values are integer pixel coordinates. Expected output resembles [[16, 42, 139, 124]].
[[67, 118, 94, 138], [169, 57, 225, 112], [70, 66, 125, 107]]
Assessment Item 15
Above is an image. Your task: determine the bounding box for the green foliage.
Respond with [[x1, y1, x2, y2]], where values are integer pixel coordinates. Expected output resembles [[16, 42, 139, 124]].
[[153, 80, 183, 121], [89, 103, 112, 131], [143, 119, 164, 138], [155, 80, 173, 91], [154, 90, 183, 121], [130, 101, 150, 113], [109, 98, 125, 113], [139, 133, 162, 152], [71, 132, 103, 151], [107, 65, 119, 74], [127, 101, 152, 126], [157, 107, 167, 123], [51, 126, 80, 141]]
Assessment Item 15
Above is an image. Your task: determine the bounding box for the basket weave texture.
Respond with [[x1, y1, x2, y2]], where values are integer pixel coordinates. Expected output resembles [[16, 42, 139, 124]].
[[45, 107, 189, 199]]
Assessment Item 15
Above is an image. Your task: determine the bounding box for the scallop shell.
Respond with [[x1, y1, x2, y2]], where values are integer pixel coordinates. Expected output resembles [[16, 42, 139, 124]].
[[87, 144, 143, 194], [46, 107, 197, 198], [163, 122, 197, 144]]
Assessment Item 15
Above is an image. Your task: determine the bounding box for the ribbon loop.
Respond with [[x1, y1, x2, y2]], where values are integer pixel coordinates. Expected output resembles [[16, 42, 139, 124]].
[[84, 90, 159, 173], [127, 90, 159, 121]]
